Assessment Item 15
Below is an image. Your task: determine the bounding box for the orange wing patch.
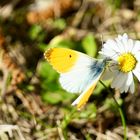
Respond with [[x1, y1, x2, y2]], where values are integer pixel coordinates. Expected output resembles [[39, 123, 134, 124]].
[[44, 48, 79, 73]]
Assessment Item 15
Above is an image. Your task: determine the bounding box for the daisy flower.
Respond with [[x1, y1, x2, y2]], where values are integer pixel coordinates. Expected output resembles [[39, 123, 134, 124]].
[[100, 33, 140, 93]]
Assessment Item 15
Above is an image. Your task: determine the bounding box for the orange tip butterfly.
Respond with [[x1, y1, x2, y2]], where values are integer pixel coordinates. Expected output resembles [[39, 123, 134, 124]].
[[44, 47, 109, 110]]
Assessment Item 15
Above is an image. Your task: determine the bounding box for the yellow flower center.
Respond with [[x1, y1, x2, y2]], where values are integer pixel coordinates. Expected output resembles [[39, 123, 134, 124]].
[[118, 53, 137, 73]]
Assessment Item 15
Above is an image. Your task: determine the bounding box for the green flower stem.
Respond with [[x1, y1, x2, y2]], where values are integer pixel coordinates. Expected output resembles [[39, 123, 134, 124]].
[[99, 80, 127, 140]]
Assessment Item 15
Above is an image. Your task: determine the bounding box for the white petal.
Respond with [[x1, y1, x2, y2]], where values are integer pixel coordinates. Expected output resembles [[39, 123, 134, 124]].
[[101, 39, 121, 59], [129, 79, 135, 93], [135, 62, 140, 72], [116, 33, 129, 53], [118, 33, 128, 40], [135, 52, 140, 62], [127, 39, 134, 52], [119, 83, 128, 93], [100, 47, 116, 58], [115, 38, 126, 53], [124, 85, 129, 93], [132, 40, 140, 54], [118, 37, 128, 53], [123, 33, 128, 39], [119, 82, 127, 93], [118, 73, 128, 89], [101, 69, 113, 81], [104, 39, 120, 53], [118, 73, 131, 93], [111, 72, 128, 89], [126, 72, 133, 86], [133, 69, 140, 82]]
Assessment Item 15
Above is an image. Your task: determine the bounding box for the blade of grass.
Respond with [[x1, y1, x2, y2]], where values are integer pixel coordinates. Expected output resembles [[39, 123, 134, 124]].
[[100, 80, 127, 140]]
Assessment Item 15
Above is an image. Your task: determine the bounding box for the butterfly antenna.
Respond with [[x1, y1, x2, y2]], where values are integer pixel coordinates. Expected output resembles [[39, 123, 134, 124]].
[[100, 34, 104, 48]]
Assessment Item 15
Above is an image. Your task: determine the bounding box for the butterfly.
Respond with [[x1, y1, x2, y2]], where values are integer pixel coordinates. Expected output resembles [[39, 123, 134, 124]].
[[44, 47, 109, 110]]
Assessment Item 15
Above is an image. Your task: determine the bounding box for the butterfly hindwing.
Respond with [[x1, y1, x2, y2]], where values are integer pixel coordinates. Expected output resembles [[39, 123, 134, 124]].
[[72, 71, 104, 109]]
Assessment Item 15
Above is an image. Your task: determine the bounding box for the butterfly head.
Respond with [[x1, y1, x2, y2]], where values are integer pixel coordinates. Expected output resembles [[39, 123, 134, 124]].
[[102, 57, 113, 69]]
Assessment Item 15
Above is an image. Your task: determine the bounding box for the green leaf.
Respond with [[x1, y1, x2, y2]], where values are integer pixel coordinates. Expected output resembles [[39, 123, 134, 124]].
[[53, 18, 66, 30], [26, 85, 34, 91], [37, 61, 58, 82], [79, 104, 97, 119], [38, 43, 48, 52], [104, 98, 123, 112], [37, 60, 61, 91], [60, 91, 76, 101], [82, 33, 97, 57], [28, 24, 45, 41], [42, 92, 63, 104], [49, 35, 76, 49], [94, 80, 111, 95], [42, 90, 75, 105], [41, 80, 60, 91], [29, 25, 42, 40]]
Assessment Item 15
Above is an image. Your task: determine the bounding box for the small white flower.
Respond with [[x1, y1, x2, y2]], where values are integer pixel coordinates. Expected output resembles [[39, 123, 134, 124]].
[[100, 33, 140, 93]]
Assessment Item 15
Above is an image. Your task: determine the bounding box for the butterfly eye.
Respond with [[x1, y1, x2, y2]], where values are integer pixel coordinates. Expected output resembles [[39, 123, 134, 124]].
[[69, 55, 72, 58]]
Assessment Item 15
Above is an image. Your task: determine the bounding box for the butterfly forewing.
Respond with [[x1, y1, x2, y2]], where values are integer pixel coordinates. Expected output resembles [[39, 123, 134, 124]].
[[44, 48, 79, 73]]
